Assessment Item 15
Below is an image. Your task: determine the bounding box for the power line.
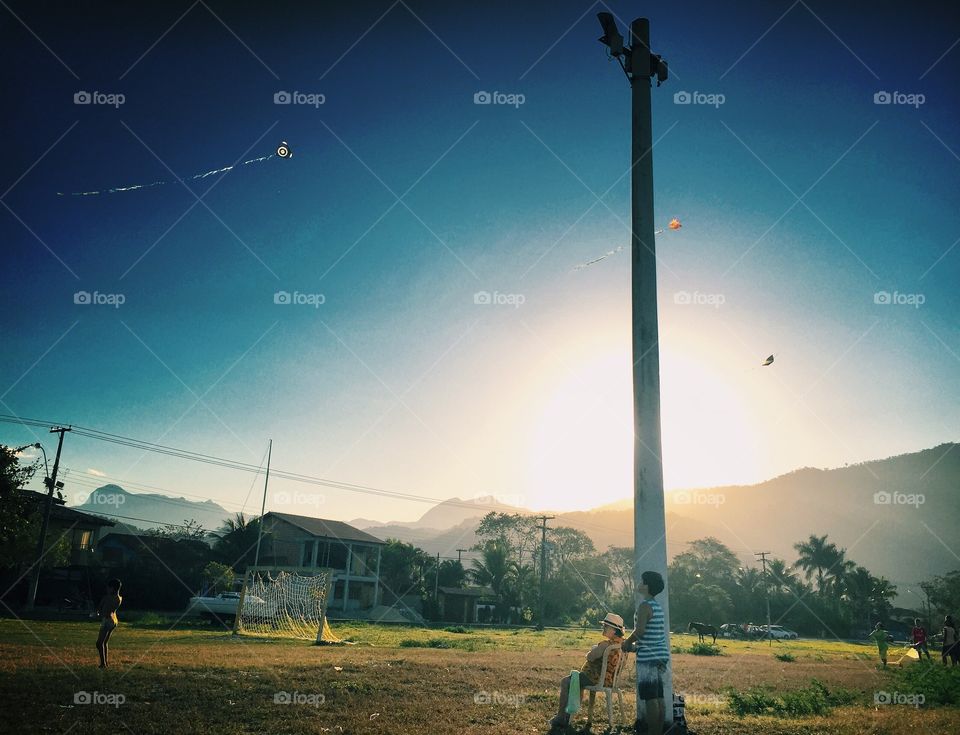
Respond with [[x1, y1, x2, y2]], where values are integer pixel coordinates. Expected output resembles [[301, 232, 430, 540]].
[[2, 414, 701, 547]]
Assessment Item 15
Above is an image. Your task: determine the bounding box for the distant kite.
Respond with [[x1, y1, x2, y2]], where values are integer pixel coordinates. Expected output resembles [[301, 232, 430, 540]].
[[762, 354, 775, 366], [56, 142, 291, 196], [574, 218, 683, 271], [658, 217, 682, 234]]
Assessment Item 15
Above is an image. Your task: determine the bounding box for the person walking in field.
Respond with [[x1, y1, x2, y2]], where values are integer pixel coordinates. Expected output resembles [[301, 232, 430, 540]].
[[942, 615, 959, 667], [94, 578, 122, 668], [622, 571, 670, 735], [548, 612, 626, 730], [868, 621, 893, 667], [911, 618, 932, 661]]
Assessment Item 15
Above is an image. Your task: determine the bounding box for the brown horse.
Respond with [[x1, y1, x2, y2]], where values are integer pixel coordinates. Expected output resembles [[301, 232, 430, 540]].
[[688, 621, 717, 644]]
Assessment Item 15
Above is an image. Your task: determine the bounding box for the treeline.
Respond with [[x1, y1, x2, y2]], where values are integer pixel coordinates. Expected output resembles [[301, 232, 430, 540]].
[[401, 513, 959, 636]]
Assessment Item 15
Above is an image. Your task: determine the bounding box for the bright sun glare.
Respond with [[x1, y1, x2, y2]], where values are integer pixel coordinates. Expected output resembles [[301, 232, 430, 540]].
[[524, 345, 760, 512]]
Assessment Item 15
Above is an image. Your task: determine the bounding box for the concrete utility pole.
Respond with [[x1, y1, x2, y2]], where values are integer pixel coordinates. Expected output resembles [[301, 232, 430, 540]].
[[456, 548, 468, 564], [536, 515, 554, 630], [596, 13, 673, 727], [27, 425, 71, 609], [755, 551, 773, 646]]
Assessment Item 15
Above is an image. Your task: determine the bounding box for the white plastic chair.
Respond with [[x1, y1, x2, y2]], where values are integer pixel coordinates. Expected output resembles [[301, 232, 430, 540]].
[[583, 643, 630, 729]]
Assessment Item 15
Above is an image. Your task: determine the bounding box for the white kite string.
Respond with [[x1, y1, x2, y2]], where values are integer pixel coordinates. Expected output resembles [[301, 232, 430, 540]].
[[57, 153, 276, 196], [572, 227, 670, 271]]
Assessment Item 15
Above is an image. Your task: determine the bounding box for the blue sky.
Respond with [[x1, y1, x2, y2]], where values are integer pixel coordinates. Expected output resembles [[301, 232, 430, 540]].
[[1, 0, 958, 524]]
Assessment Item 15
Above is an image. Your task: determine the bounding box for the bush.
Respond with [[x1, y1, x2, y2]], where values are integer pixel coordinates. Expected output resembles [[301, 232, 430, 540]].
[[398, 638, 451, 649], [688, 642, 723, 656], [891, 663, 960, 706], [774, 652, 796, 662], [727, 679, 857, 717], [443, 625, 471, 634]]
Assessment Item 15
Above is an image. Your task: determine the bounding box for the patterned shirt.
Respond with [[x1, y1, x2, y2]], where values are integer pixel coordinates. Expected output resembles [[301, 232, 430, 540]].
[[634, 598, 669, 664], [580, 640, 623, 686]]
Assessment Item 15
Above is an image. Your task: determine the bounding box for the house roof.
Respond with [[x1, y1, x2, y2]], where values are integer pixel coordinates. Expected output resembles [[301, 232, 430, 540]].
[[22, 490, 114, 527], [265, 512, 385, 545]]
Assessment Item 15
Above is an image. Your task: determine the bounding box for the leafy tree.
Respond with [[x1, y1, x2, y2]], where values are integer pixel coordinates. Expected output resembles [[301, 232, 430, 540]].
[[201, 561, 235, 594], [0, 445, 69, 572], [922, 571, 960, 620], [148, 518, 207, 541], [475, 512, 539, 567], [379, 539, 430, 599], [437, 559, 465, 588]]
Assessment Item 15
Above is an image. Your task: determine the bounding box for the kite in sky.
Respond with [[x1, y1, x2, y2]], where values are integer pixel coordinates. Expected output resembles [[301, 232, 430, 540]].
[[56, 141, 292, 196], [573, 218, 682, 271], [761, 354, 775, 366]]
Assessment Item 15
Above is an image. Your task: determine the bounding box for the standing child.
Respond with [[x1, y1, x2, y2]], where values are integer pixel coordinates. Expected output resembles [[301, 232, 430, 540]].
[[942, 616, 959, 667], [622, 571, 670, 735], [868, 621, 893, 667], [94, 578, 122, 668], [911, 618, 932, 661]]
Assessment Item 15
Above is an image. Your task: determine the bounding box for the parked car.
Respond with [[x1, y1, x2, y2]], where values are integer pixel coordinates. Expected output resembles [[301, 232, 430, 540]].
[[719, 623, 747, 639], [185, 591, 272, 624], [759, 624, 799, 640]]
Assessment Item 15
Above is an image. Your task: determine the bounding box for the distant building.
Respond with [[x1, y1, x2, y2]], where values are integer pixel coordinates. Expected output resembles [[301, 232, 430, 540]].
[[437, 586, 497, 623], [259, 512, 385, 613], [22, 490, 115, 566]]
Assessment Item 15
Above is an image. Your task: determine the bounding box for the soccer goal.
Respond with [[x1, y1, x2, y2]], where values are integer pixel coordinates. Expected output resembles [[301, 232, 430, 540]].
[[233, 567, 341, 644]]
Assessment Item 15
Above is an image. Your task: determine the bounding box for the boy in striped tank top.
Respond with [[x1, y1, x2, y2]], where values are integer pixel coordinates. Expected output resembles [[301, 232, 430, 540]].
[[622, 570, 669, 735]]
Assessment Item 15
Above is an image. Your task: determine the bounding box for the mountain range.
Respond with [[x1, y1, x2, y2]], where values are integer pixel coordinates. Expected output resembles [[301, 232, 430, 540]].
[[73, 444, 959, 597], [75, 484, 232, 534], [352, 444, 960, 597]]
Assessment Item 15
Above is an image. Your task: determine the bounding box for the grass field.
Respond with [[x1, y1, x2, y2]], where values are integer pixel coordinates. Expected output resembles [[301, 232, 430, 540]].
[[1, 618, 957, 734]]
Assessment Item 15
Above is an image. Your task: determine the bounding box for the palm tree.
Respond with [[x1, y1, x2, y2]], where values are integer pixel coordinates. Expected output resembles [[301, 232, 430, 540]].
[[469, 540, 513, 619], [793, 534, 840, 596], [842, 565, 875, 630], [214, 513, 262, 569], [766, 558, 797, 594]]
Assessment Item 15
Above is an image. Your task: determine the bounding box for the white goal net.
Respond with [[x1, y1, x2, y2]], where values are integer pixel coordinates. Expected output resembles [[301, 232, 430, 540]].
[[235, 567, 339, 643]]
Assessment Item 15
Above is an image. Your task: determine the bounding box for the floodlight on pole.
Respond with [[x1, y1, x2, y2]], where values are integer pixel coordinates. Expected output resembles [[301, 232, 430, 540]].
[[595, 13, 673, 731]]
